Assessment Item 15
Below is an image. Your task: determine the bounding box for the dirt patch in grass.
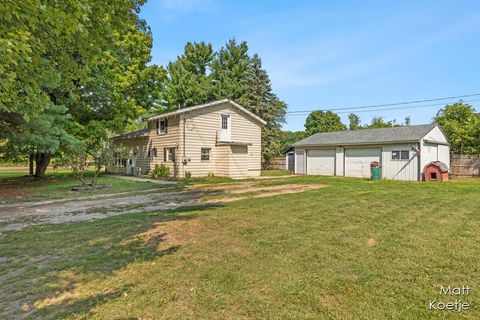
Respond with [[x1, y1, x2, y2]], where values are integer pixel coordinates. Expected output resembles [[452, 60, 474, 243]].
[[0, 182, 328, 231], [202, 184, 327, 202]]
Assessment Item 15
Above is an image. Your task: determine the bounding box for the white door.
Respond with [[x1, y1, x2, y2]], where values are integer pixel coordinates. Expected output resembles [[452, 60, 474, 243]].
[[306, 149, 335, 176], [345, 148, 381, 178], [220, 114, 231, 142], [295, 150, 305, 174]]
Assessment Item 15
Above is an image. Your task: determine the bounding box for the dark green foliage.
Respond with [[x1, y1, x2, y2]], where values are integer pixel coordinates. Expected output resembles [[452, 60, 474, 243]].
[[161, 42, 215, 111], [278, 131, 306, 153], [0, 0, 160, 178], [348, 113, 361, 130], [151, 164, 170, 178], [434, 102, 480, 154], [364, 116, 397, 129], [237, 54, 287, 166], [304, 110, 346, 135]]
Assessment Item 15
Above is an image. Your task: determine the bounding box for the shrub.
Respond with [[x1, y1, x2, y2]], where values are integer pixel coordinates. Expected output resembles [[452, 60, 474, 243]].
[[207, 172, 215, 178], [151, 164, 170, 178], [185, 171, 192, 179]]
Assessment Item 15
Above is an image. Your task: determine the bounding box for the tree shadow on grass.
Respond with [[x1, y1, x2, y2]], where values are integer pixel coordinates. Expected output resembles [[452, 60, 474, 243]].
[[0, 203, 224, 319]]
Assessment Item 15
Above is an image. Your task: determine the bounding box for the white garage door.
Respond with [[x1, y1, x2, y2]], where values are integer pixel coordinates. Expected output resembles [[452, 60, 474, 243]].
[[307, 149, 335, 175], [345, 148, 381, 178]]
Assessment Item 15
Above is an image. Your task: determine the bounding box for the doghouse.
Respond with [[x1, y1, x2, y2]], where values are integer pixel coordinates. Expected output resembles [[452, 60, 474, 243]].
[[424, 161, 449, 181]]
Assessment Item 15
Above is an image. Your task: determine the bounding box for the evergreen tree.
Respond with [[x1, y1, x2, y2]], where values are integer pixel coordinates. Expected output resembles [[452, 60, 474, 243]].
[[237, 54, 287, 166], [211, 39, 250, 100], [161, 42, 215, 111]]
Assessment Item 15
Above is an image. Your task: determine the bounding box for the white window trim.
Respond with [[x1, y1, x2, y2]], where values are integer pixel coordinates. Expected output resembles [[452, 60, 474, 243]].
[[157, 119, 167, 135], [221, 114, 229, 130]]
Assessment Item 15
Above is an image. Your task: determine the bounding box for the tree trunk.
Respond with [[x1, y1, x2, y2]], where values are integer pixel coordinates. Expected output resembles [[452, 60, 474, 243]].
[[34, 152, 51, 178], [91, 165, 101, 187], [29, 153, 34, 177]]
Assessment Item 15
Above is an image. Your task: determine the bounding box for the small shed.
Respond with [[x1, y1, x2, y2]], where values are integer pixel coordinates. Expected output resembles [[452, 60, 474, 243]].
[[424, 161, 449, 181]]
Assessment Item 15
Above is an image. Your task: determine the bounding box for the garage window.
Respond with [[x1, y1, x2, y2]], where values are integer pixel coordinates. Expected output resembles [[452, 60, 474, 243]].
[[392, 150, 409, 160]]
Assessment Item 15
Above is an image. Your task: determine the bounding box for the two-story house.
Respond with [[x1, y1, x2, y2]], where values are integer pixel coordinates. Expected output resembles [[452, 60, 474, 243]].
[[106, 99, 266, 179]]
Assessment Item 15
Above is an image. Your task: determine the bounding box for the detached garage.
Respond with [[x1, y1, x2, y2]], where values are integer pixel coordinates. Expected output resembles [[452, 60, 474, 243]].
[[293, 124, 450, 181]]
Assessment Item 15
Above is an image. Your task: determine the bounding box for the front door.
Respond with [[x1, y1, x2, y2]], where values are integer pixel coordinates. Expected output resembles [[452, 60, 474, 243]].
[[126, 153, 135, 175]]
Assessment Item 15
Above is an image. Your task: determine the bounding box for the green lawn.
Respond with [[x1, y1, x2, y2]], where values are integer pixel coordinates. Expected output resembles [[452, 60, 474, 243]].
[[0, 169, 168, 203], [0, 175, 479, 319]]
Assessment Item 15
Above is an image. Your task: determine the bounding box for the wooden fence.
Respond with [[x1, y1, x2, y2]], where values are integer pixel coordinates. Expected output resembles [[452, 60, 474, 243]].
[[265, 156, 286, 170], [450, 154, 480, 176]]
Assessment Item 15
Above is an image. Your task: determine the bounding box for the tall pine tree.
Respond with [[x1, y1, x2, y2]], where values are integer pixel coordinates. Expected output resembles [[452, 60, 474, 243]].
[[237, 54, 287, 166], [161, 42, 215, 111]]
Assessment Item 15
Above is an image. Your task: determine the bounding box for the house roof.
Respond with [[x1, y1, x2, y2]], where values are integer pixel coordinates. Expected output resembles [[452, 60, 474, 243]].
[[293, 123, 438, 147], [112, 128, 148, 140], [147, 99, 267, 125]]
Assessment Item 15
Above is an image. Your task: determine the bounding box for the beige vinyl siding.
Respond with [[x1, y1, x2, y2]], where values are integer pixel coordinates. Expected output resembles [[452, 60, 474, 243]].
[[230, 108, 262, 177], [180, 102, 262, 178], [108, 101, 263, 179], [381, 144, 419, 181], [147, 115, 181, 177], [106, 138, 150, 174], [214, 145, 230, 177]]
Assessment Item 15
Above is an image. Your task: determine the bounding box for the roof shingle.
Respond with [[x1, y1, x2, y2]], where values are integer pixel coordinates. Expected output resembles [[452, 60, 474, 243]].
[[293, 124, 437, 147]]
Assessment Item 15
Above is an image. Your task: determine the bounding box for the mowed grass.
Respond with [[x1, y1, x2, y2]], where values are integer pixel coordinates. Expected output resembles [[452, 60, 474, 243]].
[[0, 176, 479, 319], [0, 169, 168, 203]]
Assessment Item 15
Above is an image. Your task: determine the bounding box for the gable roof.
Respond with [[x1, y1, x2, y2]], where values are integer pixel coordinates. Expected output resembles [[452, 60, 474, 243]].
[[293, 123, 438, 147], [147, 99, 267, 125]]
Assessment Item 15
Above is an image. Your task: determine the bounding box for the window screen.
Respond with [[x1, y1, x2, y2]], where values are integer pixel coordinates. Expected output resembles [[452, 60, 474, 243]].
[[400, 150, 409, 160], [221, 115, 228, 129], [392, 150, 410, 160], [201, 148, 210, 161], [392, 151, 400, 160]]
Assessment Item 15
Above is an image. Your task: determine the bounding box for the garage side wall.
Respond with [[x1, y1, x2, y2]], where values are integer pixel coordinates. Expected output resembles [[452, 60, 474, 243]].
[[382, 144, 419, 181]]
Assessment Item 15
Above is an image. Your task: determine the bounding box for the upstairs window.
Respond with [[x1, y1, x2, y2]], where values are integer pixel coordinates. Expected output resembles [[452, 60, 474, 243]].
[[221, 115, 229, 130], [392, 150, 409, 160], [157, 119, 168, 134], [201, 148, 211, 161]]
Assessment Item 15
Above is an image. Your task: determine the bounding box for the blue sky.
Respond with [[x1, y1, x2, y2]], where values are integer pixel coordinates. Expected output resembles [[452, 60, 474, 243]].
[[140, 0, 480, 131]]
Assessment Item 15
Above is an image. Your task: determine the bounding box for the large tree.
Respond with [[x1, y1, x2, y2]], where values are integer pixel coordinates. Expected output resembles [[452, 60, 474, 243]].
[[161, 42, 214, 111], [210, 39, 250, 101], [237, 54, 287, 166], [348, 113, 361, 130], [161, 39, 288, 166], [364, 116, 396, 129], [434, 102, 479, 154], [304, 110, 345, 136], [0, 0, 158, 177]]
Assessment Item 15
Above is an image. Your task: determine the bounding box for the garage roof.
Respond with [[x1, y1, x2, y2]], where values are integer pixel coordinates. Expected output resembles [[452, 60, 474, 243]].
[[293, 123, 438, 147]]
